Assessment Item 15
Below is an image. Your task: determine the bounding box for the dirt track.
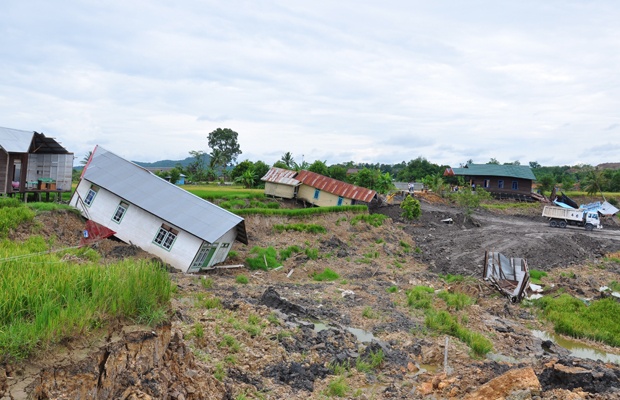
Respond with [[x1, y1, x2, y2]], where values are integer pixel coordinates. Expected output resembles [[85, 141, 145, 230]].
[[377, 200, 620, 276]]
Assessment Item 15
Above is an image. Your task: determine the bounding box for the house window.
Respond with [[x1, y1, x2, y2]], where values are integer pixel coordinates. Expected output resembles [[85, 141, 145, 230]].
[[221, 243, 230, 248], [153, 224, 178, 250], [512, 181, 519, 190], [313, 189, 320, 200], [337, 196, 343, 206], [498, 180, 504, 189], [483, 179, 490, 188], [84, 185, 99, 206], [112, 201, 129, 223]]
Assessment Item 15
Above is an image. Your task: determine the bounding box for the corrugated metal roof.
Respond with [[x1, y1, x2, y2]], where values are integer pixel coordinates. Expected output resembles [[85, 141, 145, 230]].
[[261, 167, 300, 186], [82, 146, 247, 244], [449, 164, 536, 180], [296, 170, 376, 202], [0, 126, 34, 152]]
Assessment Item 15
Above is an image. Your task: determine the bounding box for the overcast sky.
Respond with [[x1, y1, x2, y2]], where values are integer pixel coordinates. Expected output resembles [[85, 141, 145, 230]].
[[1, 1, 619, 168]]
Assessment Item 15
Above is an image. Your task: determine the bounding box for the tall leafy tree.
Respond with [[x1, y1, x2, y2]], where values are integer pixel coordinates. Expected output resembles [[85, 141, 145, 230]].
[[207, 128, 242, 170], [308, 160, 329, 176]]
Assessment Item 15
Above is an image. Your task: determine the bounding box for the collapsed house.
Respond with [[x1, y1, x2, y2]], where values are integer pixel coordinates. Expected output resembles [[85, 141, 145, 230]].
[[261, 167, 377, 206], [70, 146, 248, 273], [0, 126, 73, 197], [483, 251, 530, 303]]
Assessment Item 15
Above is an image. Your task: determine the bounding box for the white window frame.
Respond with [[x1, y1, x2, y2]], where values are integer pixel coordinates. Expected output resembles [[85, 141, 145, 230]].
[[112, 201, 129, 223], [153, 224, 178, 250], [84, 186, 99, 206]]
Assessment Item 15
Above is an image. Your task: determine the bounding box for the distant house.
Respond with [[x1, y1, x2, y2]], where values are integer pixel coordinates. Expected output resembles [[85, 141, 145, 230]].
[[295, 170, 377, 206], [261, 167, 377, 206], [144, 167, 186, 185], [261, 167, 300, 199], [70, 146, 248, 273], [0, 126, 73, 195], [444, 164, 536, 198]]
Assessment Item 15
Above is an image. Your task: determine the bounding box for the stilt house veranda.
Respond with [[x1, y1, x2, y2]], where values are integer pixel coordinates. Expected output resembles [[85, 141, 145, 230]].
[[0, 127, 73, 196]]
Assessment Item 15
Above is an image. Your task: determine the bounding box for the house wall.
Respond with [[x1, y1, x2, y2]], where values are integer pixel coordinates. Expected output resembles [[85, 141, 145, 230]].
[[297, 184, 353, 207], [26, 153, 73, 191], [70, 179, 212, 272], [0, 150, 8, 194], [468, 176, 532, 195], [264, 182, 296, 199]]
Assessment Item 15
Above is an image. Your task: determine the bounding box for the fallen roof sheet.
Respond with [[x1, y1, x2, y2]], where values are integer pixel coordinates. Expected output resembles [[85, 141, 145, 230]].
[[483, 251, 530, 303]]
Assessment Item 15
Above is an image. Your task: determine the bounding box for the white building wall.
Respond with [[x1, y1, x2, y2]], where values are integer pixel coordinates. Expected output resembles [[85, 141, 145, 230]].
[[297, 184, 352, 207], [71, 179, 205, 272]]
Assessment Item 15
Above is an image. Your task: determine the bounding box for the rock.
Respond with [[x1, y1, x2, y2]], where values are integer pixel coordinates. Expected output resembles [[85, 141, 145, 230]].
[[463, 367, 541, 400]]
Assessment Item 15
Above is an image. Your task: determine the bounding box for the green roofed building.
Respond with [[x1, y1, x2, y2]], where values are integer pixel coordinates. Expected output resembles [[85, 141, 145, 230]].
[[444, 164, 537, 199]]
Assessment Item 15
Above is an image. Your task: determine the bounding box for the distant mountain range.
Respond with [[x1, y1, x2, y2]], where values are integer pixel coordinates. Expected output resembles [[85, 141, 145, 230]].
[[133, 153, 211, 168]]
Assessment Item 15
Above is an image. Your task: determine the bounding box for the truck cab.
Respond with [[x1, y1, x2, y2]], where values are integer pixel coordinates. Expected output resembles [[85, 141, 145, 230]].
[[584, 212, 602, 231]]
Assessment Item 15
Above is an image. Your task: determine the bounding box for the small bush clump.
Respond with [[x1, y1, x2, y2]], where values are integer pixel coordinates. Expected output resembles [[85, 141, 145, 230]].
[[406, 286, 435, 310], [235, 275, 249, 284], [246, 246, 281, 270], [273, 223, 327, 234], [312, 268, 340, 282], [350, 213, 388, 227]]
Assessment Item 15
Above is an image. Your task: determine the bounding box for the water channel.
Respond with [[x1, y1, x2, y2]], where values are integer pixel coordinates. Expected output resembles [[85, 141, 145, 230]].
[[532, 330, 620, 364]]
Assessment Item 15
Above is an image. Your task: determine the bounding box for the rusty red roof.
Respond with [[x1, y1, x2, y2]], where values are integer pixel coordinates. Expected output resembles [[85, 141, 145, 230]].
[[261, 167, 300, 186], [296, 170, 376, 202]]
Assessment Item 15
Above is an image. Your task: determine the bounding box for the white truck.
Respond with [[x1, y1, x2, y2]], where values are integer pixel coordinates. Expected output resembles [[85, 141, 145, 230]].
[[542, 206, 602, 231]]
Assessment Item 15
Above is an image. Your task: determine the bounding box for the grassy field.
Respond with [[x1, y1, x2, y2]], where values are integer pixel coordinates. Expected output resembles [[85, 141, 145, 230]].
[[0, 201, 172, 362]]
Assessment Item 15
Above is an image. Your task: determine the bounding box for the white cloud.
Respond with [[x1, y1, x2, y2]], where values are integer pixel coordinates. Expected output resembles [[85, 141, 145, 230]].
[[1, 0, 619, 167]]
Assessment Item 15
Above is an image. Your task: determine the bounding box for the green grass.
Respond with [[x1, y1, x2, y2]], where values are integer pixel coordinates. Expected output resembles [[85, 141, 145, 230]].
[[437, 291, 474, 311], [399, 240, 411, 252], [273, 223, 327, 234], [406, 286, 435, 310], [386, 285, 398, 293], [312, 268, 340, 282], [439, 273, 468, 284], [218, 334, 241, 352], [534, 294, 620, 347], [350, 213, 388, 227], [233, 205, 368, 217], [0, 242, 171, 362], [0, 203, 36, 237], [246, 246, 281, 270], [325, 376, 350, 397], [425, 310, 492, 357], [305, 248, 319, 260], [235, 274, 249, 284], [279, 245, 302, 260], [529, 269, 548, 284], [362, 306, 378, 319]]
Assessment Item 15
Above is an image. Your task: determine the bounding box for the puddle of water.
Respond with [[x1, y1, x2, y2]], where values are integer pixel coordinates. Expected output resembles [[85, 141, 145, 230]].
[[532, 330, 620, 365], [346, 327, 374, 343], [312, 323, 375, 343], [419, 363, 438, 373]]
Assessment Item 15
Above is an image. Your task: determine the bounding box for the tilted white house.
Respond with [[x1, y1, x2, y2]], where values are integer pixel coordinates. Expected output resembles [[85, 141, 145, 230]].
[[70, 146, 248, 273]]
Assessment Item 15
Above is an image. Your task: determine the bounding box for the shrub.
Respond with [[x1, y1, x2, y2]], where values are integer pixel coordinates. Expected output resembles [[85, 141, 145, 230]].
[[386, 285, 398, 293], [235, 275, 249, 284], [326, 376, 350, 397], [400, 195, 421, 220], [312, 268, 339, 281]]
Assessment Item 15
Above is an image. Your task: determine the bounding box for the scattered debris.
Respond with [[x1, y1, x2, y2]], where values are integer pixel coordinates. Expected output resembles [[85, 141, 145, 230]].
[[483, 251, 530, 303]]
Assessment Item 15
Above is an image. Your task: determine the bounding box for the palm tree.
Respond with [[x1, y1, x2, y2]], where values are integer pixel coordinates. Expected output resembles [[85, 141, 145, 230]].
[[80, 151, 92, 165], [582, 170, 608, 201], [280, 152, 295, 169]]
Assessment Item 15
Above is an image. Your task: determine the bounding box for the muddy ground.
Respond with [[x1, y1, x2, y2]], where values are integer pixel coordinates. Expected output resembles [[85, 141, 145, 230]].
[[3, 197, 620, 399]]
